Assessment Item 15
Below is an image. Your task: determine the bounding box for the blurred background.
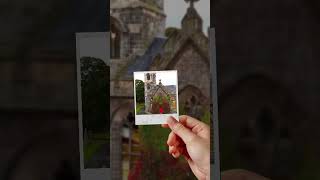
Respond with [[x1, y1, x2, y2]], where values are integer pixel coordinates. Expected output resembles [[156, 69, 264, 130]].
[[1, 0, 320, 179], [110, 0, 210, 179], [0, 0, 107, 179], [214, 0, 320, 179]]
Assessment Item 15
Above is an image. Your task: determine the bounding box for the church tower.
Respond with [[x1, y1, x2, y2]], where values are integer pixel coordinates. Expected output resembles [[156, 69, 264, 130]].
[[144, 72, 156, 112], [181, 0, 203, 35], [110, 0, 166, 58], [154, 0, 164, 10]]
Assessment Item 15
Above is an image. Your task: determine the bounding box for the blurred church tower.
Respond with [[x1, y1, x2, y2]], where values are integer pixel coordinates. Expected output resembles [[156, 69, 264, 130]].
[[110, 0, 166, 59]]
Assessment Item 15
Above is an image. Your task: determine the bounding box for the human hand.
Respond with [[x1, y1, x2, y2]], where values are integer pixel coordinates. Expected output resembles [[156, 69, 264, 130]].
[[162, 115, 210, 180]]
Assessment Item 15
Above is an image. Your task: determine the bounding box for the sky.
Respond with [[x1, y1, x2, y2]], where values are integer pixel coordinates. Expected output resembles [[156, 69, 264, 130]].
[[164, 0, 210, 32], [135, 71, 177, 86], [78, 33, 109, 65]]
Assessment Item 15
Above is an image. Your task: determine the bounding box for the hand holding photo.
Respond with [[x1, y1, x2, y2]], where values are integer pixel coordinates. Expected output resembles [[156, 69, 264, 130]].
[[134, 70, 179, 125]]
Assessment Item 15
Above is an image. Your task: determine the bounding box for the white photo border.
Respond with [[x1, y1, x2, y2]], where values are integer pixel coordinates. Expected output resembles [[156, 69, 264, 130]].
[[133, 70, 179, 125]]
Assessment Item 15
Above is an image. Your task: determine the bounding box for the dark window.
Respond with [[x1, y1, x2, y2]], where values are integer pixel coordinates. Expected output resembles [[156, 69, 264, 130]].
[[111, 24, 121, 59], [191, 96, 196, 105]]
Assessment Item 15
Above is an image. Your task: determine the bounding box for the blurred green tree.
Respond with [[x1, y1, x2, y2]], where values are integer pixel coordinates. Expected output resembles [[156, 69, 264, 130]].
[[135, 80, 145, 103], [80, 56, 109, 132]]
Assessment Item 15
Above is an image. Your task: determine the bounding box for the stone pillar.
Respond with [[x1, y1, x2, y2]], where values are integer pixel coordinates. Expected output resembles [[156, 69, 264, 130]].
[[111, 121, 122, 180]]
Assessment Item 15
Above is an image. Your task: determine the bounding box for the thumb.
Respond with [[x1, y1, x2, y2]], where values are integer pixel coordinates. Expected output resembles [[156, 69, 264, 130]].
[[167, 116, 196, 144]]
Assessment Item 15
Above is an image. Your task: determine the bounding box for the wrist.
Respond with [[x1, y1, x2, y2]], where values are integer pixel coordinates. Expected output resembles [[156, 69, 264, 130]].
[[199, 157, 210, 180], [204, 154, 210, 180], [205, 176, 210, 180], [205, 170, 210, 180]]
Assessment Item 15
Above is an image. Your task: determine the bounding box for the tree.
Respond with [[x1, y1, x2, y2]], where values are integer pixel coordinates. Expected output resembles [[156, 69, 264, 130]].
[[80, 56, 109, 132], [135, 80, 145, 103]]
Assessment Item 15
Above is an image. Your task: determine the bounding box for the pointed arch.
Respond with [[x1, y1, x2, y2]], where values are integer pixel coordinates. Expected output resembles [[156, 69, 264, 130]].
[[110, 16, 126, 59], [110, 101, 134, 179], [219, 74, 305, 176]]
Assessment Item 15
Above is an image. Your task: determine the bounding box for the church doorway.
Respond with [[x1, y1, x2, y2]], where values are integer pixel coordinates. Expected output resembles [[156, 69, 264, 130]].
[[110, 102, 140, 180], [219, 74, 304, 179], [179, 85, 209, 120]]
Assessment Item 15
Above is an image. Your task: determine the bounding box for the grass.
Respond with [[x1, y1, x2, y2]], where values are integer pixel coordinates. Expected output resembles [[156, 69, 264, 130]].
[[84, 142, 103, 161], [139, 125, 170, 151], [201, 110, 211, 125], [136, 103, 145, 114], [83, 132, 109, 162]]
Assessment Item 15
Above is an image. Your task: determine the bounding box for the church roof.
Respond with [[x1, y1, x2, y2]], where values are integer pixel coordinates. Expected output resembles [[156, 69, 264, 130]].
[[149, 84, 176, 98], [112, 0, 208, 81], [148, 3, 209, 70], [164, 85, 177, 95], [117, 37, 166, 80], [149, 30, 209, 70]]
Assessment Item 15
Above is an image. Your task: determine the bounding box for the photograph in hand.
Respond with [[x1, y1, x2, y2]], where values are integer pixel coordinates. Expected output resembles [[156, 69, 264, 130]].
[[134, 70, 179, 125]]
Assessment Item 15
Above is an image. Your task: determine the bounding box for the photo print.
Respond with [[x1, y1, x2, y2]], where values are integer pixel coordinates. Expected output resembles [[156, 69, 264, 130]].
[[76, 33, 110, 171], [134, 70, 179, 125]]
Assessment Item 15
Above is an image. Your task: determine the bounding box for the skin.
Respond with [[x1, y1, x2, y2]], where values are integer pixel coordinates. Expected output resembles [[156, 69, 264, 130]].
[[162, 115, 210, 180], [162, 115, 270, 180]]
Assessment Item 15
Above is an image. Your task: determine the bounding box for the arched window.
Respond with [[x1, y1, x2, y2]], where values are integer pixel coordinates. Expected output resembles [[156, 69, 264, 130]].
[[111, 23, 121, 59]]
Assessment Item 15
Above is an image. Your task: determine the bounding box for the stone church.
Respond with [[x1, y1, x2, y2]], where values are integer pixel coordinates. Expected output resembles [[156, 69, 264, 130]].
[[110, 0, 210, 179], [143, 72, 177, 114]]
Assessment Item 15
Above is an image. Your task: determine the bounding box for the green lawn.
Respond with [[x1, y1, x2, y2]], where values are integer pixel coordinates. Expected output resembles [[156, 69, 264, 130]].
[[136, 103, 145, 114], [83, 132, 109, 162], [84, 141, 103, 162]]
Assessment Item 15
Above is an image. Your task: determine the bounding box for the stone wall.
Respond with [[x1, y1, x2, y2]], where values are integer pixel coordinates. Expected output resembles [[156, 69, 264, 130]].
[[111, 7, 165, 56], [172, 44, 210, 121], [110, 80, 133, 98]]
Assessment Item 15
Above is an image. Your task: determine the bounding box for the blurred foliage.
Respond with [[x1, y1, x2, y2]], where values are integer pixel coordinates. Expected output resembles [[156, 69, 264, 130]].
[[153, 95, 170, 105], [136, 103, 144, 114], [139, 125, 169, 152], [80, 56, 109, 131], [135, 80, 145, 103], [129, 150, 196, 180], [179, 104, 187, 116], [200, 109, 211, 125], [180, 103, 211, 126], [84, 141, 104, 162], [151, 95, 171, 114]]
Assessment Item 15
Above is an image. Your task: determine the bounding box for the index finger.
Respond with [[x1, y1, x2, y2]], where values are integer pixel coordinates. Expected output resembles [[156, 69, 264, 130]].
[[179, 115, 207, 129]]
